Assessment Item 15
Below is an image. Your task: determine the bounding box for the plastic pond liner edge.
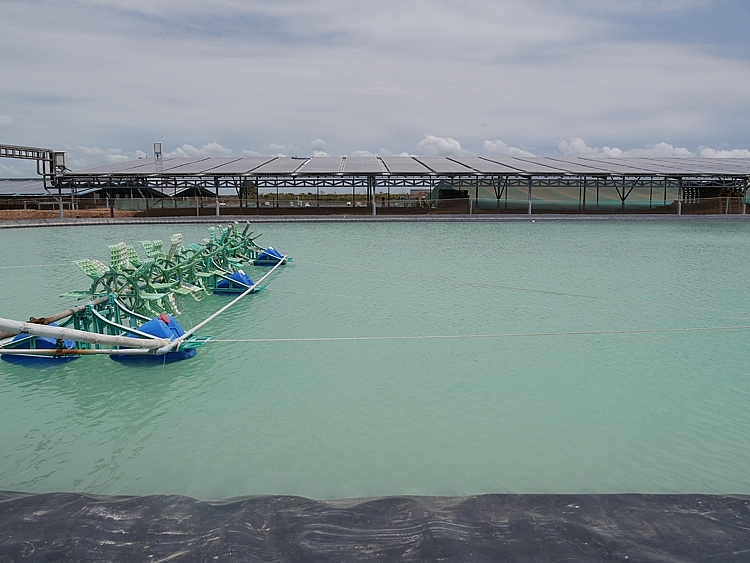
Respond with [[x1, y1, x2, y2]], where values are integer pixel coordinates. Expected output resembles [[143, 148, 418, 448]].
[[0, 491, 749, 562]]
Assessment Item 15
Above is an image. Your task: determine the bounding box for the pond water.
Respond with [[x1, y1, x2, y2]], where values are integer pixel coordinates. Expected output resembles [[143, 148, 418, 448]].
[[0, 220, 749, 499]]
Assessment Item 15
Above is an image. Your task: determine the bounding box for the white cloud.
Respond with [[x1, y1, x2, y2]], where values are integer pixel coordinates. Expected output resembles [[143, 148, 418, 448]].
[[558, 137, 606, 156], [559, 0, 708, 15], [378, 149, 413, 157], [349, 149, 412, 157], [167, 142, 233, 158], [697, 147, 750, 158], [310, 138, 327, 151], [556, 139, 750, 159], [483, 139, 535, 157], [416, 135, 469, 157], [2, 1, 749, 158], [268, 143, 298, 153], [621, 143, 694, 157], [311, 150, 329, 157], [558, 138, 697, 157], [242, 149, 263, 157], [65, 146, 149, 170]]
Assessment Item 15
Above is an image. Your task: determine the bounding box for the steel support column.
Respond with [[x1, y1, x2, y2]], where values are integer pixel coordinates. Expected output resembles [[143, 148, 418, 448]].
[[649, 181, 653, 210], [582, 176, 587, 211], [214, 177, 220, 216], [596, 177, 600, 207], [527, 176, 532, 215], [368, 176, 376, 216], [57, 178, 64, 219]]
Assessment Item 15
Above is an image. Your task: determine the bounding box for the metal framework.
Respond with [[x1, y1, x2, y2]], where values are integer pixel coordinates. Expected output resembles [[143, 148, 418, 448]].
[[0, 144, 71, 180], [2, 150, 749, 213]]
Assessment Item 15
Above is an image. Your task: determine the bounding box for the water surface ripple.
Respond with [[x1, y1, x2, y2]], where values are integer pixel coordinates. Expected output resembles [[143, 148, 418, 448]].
[[0, 221, 749, 499]]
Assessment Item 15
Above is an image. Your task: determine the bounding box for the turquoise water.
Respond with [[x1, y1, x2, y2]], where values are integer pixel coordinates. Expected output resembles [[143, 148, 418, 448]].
[[0, 221, 749, 500]]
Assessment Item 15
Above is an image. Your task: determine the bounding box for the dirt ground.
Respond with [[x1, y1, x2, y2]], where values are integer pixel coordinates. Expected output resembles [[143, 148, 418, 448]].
[[0, 209, 137, 220]]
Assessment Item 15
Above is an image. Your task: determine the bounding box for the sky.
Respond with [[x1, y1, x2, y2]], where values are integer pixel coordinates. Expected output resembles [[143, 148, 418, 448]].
[[2, 0, 750, 176]]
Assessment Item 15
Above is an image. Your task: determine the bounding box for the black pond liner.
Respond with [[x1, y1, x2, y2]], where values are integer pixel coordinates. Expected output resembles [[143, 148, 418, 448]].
[[1, 493, 749, 562]]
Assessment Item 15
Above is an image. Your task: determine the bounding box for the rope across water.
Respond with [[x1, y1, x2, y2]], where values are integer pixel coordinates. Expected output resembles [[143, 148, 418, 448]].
[[295, 259, 750, 317], [3, 260, 749, 318], [209, 324, 750, 343]]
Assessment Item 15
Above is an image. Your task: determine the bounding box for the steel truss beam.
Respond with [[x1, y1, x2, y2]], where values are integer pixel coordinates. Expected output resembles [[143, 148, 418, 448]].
[[0, 144, 53, 161], [56, 174, 748, 203]]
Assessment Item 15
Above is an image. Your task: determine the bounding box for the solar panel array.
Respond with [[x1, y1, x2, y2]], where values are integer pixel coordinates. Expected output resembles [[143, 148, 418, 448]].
[[61, 156, 750, 177], [0, 179, 49, 196]]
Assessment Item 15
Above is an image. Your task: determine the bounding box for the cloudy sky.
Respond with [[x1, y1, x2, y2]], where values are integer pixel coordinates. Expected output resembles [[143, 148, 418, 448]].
[[2, 0, 750, 175]]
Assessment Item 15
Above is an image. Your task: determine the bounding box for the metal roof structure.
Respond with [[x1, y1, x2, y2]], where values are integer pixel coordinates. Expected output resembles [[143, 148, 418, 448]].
[[0, 179, 49, 197], [58, 156, 750, 179], [0, 178, 116, 198], [3, 155, 748, 217], [411, 157, 474, 174], [3, 156, 746, 207]]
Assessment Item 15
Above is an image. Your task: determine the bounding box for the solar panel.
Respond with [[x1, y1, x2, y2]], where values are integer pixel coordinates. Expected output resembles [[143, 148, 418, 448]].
[[161, 157, 241, 174], [297, 157, 345, 174], [0, 179, 49, 196], [706, 160, 750, 174], [446, 157, 520, 174], [68, 158, 172, 175], [540, 158, 612, 175], [101, 158, 207, 176], [156, 158, 221, 172], [511, 158, 574, 174], [61, 156, 750, 184], [379, 157, 432, 174], [412, 157, 473, 174], [343, 157, 385, 174], [252, 158, 309, 174], [708, 159, 750, 174], [644, 158, 750, 176], [481, 157, 563, 175], [576, 157, 661, 175], [208, 157, 276, 174], [605, 158, 705, 175], [632, 158, 746, 176]]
